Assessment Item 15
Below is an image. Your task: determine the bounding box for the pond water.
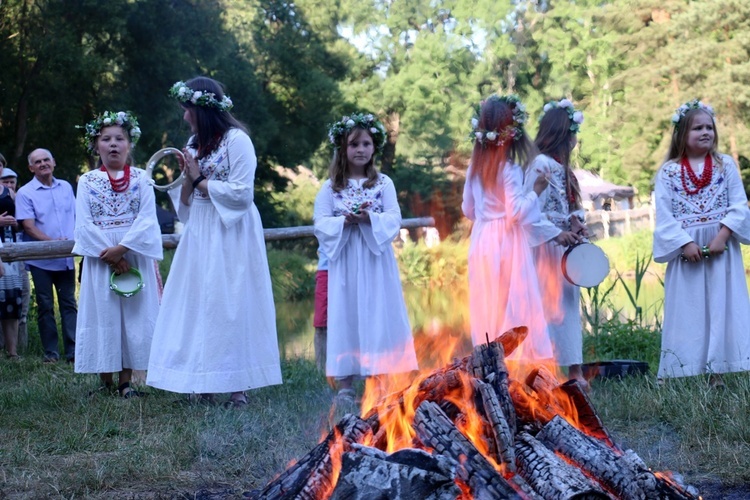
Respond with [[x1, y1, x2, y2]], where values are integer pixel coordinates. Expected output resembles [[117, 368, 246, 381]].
[[276, 272, 750, 360]]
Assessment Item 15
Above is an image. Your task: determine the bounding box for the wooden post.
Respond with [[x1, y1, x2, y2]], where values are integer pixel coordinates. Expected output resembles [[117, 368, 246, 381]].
[[0, 217, 435, 262]]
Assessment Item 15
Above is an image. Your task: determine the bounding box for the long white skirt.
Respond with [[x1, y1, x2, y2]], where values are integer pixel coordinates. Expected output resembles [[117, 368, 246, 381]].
[[658, 224, 750, 378], [147, 198, 282, 393], [75, 230, 161, 373], [532, 241, 582, 366]]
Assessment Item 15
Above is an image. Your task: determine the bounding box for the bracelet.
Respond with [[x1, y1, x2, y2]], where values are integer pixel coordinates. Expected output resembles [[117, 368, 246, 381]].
[[192, 174, 206, 190]]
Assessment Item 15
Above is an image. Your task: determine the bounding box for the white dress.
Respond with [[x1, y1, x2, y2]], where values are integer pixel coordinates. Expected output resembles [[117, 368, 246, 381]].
[[73, 167, 163, 373], [524, 154, 584, 366], [313, 174, 418, 377], [654, 154, 750, 378], [462, 162, 553, 360], [147, 129, 282, 393]]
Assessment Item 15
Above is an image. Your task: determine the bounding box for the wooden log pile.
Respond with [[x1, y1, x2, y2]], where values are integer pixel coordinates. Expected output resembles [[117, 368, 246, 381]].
[[251, 327, 700, 500]]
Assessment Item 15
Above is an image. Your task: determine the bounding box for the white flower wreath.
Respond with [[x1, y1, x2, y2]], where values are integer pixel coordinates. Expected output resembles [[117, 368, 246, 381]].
[[469, 94, 528, 146], [541, 99, 584, 134], [169, 81, 233, 111], [80, 111, 141, 155], [327, 113, 387, 152], [671, 99, 714, 126]]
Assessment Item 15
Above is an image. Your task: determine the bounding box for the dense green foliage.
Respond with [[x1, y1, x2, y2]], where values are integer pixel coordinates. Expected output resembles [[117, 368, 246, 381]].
[[3, 1, 750, 227]]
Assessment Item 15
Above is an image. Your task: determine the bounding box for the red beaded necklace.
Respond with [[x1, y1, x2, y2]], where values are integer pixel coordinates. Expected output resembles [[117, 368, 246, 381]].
[[680, 155, 712, 195], [99, 164, 131, 193]]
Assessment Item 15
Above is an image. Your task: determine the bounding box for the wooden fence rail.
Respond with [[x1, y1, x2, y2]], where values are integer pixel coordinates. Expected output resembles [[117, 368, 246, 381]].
[[0, 216, 436, 263]]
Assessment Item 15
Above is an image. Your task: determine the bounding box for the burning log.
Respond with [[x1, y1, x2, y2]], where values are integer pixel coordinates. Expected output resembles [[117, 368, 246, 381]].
[[514, 432, 609, 500], [364, 327, 525, 441], [469, 332, 518, 437], [329, 445, 461, 500], [413, 400, 524, 499], [472, 379, 515, 473], [556, 380, 622, 453], [537, 416, 700, 500], [252, 414, 372, 500]]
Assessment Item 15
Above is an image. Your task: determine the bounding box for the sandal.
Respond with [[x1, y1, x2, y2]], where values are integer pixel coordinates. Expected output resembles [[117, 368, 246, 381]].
[[223, 393, 248, 409], [117, 382, 146, 399]]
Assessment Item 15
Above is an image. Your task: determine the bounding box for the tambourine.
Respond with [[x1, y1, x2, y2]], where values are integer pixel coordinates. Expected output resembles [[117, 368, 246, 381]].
[[110, 268, 144, 298], [145, 147, 184, 192], [561, 242, 610, 288]]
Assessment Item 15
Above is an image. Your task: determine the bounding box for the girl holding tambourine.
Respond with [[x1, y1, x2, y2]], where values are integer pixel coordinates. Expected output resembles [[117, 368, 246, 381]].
[[654, 100, 750, 387], [523, 99, 589, 388], [73, 111, 163, 398]]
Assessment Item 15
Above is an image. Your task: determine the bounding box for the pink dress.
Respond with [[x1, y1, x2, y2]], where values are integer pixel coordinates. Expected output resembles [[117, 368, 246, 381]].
[[462, 161, 553, 361]]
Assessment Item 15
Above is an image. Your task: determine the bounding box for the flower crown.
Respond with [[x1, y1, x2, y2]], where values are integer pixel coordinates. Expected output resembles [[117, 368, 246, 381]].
[[541, 98, 584, 134], [327, 113, 387, 152], [80, 111, 142, 155], [671, 99, 714, 127], [169, 81, 234, 111], [470, 94, 528, 146]]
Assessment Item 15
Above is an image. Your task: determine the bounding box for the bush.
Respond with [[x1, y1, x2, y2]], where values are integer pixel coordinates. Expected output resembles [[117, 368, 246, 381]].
[[583, 317, 662, 373], [267, 247, 316, 301]]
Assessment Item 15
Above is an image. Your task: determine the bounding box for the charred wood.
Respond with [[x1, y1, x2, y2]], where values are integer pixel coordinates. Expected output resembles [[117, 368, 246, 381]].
[[329, 445, 461, 500], [556, 380, 622, 453], [413, 400, 523, 499], [469, 334, 518, 437], [253, 414, 372, 500], [537, 416, 699, 500], [364, 328, 524, 439], [515, 432, 609, 500], [472, 379, 515, 473]]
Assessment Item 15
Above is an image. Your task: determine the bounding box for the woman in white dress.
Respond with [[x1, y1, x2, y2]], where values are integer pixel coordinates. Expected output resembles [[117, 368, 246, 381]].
[[74, 111, 162, 398], [462, 94, 554, 362], [524, 100, 589, 386], [314, 113, 418, 402], [147, 77, 282, 407], [654, 99, 750, 386]]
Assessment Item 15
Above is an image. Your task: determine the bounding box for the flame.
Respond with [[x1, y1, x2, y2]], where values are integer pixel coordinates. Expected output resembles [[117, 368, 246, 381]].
[[323, 426, 345, 499]]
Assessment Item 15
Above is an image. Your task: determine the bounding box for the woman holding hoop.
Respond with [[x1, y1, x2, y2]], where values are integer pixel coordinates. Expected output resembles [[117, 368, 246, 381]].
[[74, 111, 163, 398], [147, 77, 282, 407]]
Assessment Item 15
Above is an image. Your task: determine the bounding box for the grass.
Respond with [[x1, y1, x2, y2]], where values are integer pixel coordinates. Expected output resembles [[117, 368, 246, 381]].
[[2, 348, 750, 497], [3, 237, 749, 497], [0, 356, 337, 498]]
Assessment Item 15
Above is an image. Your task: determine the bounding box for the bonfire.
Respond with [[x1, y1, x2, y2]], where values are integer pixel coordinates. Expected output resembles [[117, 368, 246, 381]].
[[251, 327, 700, 499]]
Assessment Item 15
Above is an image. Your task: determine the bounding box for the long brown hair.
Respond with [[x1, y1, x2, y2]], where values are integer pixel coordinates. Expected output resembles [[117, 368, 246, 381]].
[[468, 97, 534, 191], [666, 108, 720, 164], [328, 127, 378, 192], [183, 77, 248, 159], [535, 107, 581, 208]]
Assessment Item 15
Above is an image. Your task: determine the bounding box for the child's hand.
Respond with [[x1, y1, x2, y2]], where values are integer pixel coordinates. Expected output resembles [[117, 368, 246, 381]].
[[554, 231, 582, 247], [112, 258, 131, 275], [345, 209, 370, 225], [533, 171, 550, 195], [100, 245, 128, 266], [707, 237, 728, 256], [681, 242, 702, 263], [569, 217, 589, 238]]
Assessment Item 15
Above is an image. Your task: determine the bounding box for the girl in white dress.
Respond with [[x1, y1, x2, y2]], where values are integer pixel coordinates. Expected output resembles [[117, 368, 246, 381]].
[[654, 99, 750, 386], [314, 113, 418, 402], [74, 111, 163, 398], [462, 94, 554, 362], [147, 77, 282, 407], [524, 100, 589, 386]]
